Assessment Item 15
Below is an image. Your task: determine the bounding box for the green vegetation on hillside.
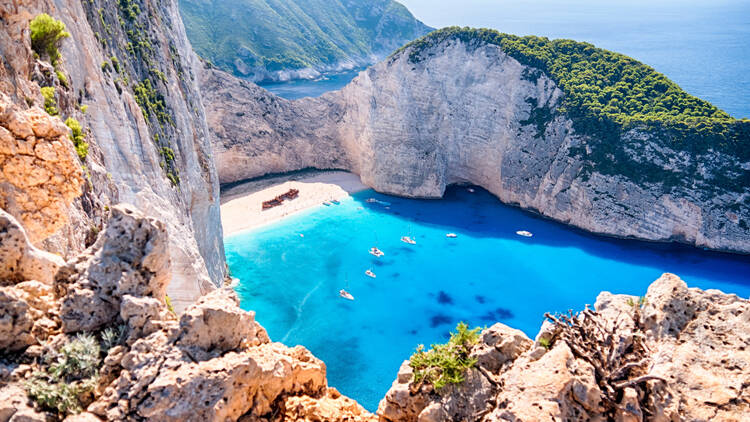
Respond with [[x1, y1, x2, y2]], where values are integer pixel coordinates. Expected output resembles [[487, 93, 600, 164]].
[[409, 322, 481, 390], [40, 86, 58, 116], [398, 27, 750, 192], [64, 117, 89, 161], [30, 14, 70, 65], [178, 0, 432, 79]]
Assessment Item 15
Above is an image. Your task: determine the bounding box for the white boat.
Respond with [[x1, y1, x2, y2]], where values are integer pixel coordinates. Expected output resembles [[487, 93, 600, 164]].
[[369, 247, 385, 257], [366, 198, 391, 206], [365, 269, 376, 278], [339, 289, 354, 300], [516, 230, 533, 238], [446, 233, 458, 238], [401, 236, 416, 245], [468, 188, 475, 193]]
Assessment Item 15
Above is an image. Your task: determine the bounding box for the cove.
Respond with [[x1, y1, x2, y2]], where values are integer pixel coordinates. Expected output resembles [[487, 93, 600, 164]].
[[224, 186, 750, 411]]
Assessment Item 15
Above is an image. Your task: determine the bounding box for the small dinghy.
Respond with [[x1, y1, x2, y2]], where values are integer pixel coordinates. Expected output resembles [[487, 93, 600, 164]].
[[369, 247, 385, 257], [365, 269, 376, 278], [516, 230, 533, 238], [323, 201, 332, 206], [401, 236, 416, 245], [446, 233, 458, 238], [339, 289, 354, 300], [331, 199, 340, 204], [467, 188, 475, 193], [366, 198, 377, 203]]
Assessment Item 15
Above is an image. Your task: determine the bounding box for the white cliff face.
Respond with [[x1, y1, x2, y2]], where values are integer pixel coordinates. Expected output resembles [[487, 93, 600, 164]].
[[203, 38, 750, 254], [0, 0, 225, 311]]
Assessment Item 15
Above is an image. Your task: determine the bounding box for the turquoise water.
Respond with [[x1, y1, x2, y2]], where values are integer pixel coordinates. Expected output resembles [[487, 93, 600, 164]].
[[225, 187, 750, 411]]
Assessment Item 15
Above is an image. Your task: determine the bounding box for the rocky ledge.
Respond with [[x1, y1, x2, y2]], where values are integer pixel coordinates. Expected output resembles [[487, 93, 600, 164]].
[[0, 205, 375, 421]]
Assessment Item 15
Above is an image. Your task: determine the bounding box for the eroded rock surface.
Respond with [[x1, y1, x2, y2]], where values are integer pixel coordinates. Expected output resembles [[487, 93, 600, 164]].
[[378, 273, 750, 421], [0, 93, 84, 244]]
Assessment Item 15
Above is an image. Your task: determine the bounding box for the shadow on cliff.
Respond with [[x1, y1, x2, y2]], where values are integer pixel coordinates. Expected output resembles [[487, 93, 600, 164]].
[[353, 185, 750, 291]]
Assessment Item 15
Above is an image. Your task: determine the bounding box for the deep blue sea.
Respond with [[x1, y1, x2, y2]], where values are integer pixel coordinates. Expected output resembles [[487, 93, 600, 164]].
[[262, 0, 750, 118], [225, 187, 750, 411]]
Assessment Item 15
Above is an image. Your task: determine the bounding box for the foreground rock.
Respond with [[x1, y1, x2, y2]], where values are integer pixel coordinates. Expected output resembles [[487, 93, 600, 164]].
[[0, 204, 375, 421], [378, 273, 750, 421], [202, 32, 750, 254]]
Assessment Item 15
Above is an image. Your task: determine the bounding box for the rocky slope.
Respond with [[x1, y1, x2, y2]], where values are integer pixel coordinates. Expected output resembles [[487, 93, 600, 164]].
[[0, 0, 226, 310], [1, 204, 375, 421], [202, 30, 750, 254], [378, 273, 750, 421], [180, 0, 432, 82]]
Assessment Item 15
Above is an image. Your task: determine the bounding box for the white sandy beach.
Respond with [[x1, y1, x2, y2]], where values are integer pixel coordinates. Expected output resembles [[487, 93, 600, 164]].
[[220, 170, 369, 236]]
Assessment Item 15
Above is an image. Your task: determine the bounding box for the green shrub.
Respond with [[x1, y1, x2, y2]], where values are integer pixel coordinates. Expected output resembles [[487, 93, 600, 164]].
[[55, 70, 68, 88], [101, 60, 110, 72], [409, 322, 481, 390], [110, 56, 120, 73], [25, 333, 101, 415], [80, 104, 88, 114], [40, 86, 58, 116], [64, 117, 89, 160], [30, 14, 70, 65], [101, 326, 124, 350]]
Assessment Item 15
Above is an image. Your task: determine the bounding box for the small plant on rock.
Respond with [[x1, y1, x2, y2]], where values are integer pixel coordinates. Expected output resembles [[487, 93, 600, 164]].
[[30, 14, 70, 65], [25, 333, 102, 415], [41, 86, 58, 116], [409, 322, 481, 390], [64, 117, 89, 160]]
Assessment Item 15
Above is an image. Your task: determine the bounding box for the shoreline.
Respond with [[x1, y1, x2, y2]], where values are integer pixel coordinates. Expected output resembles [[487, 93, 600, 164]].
[[220, 170, 369, 236]]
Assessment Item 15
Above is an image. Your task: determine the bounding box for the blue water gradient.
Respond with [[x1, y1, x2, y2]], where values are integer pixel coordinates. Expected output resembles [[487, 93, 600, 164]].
[[225, 187, 750, 410]]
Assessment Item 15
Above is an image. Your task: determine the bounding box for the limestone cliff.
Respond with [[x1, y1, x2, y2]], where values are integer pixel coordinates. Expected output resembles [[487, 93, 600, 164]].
[[0, 0, 226, 310], [202, 31, 750, 254]]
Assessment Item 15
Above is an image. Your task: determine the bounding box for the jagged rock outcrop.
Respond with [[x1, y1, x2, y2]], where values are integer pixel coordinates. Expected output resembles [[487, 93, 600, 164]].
[[0, 0, 226, 311], [0, 92, 84, 244], [378, 273, 750, 421], [202, 33, 750, 254], [0, 204, 375, 421]]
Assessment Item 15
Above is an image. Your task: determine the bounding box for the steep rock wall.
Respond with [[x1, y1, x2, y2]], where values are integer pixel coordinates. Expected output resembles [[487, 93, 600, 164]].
[[0, 0, 226, 310], [203, 38, 750, 254]]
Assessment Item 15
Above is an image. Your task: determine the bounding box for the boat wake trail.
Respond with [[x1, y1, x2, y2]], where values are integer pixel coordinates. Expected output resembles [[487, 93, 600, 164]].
[[281, 278, 323, 342]]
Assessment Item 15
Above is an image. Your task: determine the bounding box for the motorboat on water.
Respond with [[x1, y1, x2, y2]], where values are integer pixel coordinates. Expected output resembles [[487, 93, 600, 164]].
[[401, 236, 416, 245], [339, 289, 354, 300], [331, 199, 340, 204], [365, 269, 376, 278], [468, 188, 475, 193], [369, 247, 385, 257], [322, 201, 332, 206], [516, 230, 533, 238], [446, 233, 457, 238], [366, 198, 391, 206]]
